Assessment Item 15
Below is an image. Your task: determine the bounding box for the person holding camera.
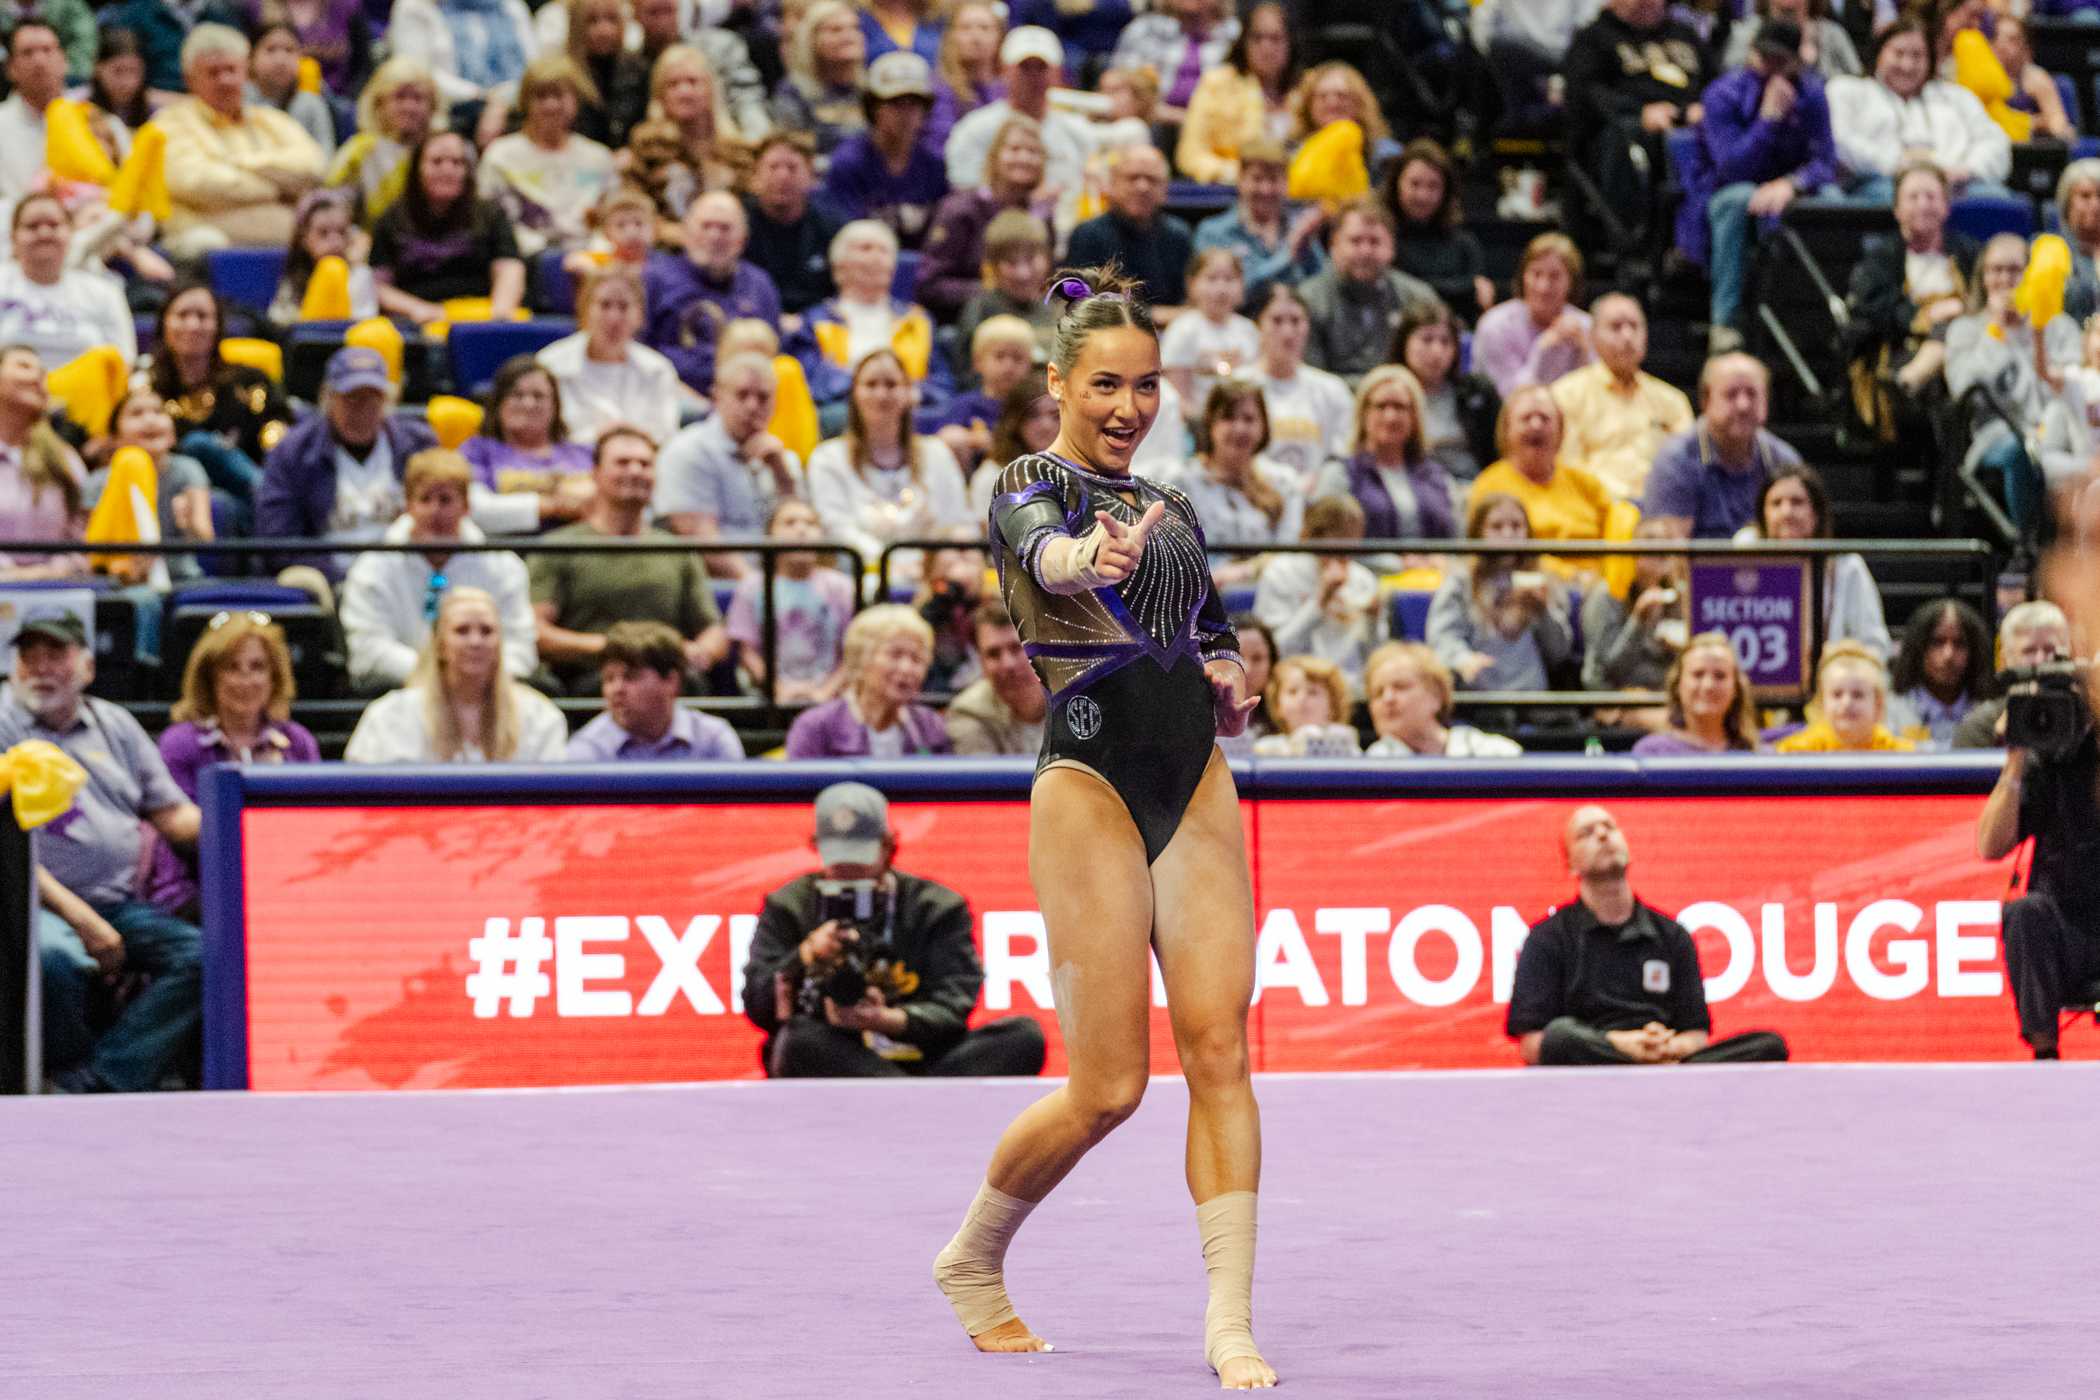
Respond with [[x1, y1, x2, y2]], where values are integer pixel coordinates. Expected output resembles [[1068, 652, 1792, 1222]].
[[741, 782, 1047, 1079], [1976, 639, 2100, 1060], [1953, 601, 2071, 749]]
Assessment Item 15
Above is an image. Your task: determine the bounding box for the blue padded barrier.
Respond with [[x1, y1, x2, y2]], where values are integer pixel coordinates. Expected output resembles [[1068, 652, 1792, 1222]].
[[207, 247, 289, 315]]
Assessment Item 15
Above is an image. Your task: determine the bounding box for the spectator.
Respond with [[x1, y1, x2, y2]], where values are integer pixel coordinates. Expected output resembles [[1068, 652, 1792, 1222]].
[[1312, 365, 1459, 543], [84, 387, 213, 586], [566, 619, 745, 760], [247, 20, 336, 157], [1549, 293, 1693, 503], [1946, 231, 2081, 542], [1643, 353, 1801, 539], [1192, 140, 1326, 315], [1004, 0, 1134, 68], [536, 265, 686, 450], [1064, 145, 1193, 314], [1251, 653, 1361, 756], [645, 190, 784, 397], [784, 603, 950, 756], [1563, 0, 1708, 243], [945, 600, 1048, 755], [1722, 0, 1862, 79], [255, 347, 440, 584], [1473, 233, 1594, 397], [725, 497, 855, 701], [656, 353, 804, 568], [1885, 598, 1993, 749], [916, 116, 1050, 322], [1469, 0, 1593, 137], [531, 424, 727, 693], [268, 189, 380, 327], [0, 347, 87, 582], [1176, 1, 1295, 185], [0, 194, 135, 369], [1632, 630, 1765, 754], [346, 585, 569, 763], [742, 781, 1045, 1076], [148, 613, 319, 917], [924, 315, 1036, 474], [148, 284, 292, 506], [387, 0, 539, 111], [927, 0, 1004, 152], [1507, 804, 1789, 1065], [1295, 200, 1437, 383], [820, 50, 949, 250], [1164, 379, 1302, 581], [1429, 490, 1574, 696], [1232, 610, 1278, 743], [1250, 283, 1353, 483], [1989, 14, 2076, 144], [369, 130, 527, 328], [1396, 302, 1499, 485], [773, 0, 868, 159], [1680, 18, 1839, 352], [1112, 0, 1237, 114], [806, 347, 969, 572], [943, 27, 1090, 215], [462, 356, 595, 534], [478, 55, 616, 258], [83, 26, 155, 134], [627, 0, 770, 140], [1286, 61, 1399, 185], [742, 131, 844, 319], [1253, 495, 1384, 695], [0, 21, 86, 230], [155, 24, 325, 257], [1362, 641, 1523, 757], [1385, 139, 1493, 320], [627, 44, 747, 235], [1777, 639, 1915, 751], [339, 448, 538, 694], [0, 0, 89, 85], [913, 542, 987, 691], [855, 0, 943, 66], [326, 57, 443, 230], [1581, 516, 1688, 697], [5, 608, 204, 1093], [100, 0, 239, 93], [1953, 600, 2071, 749], [803, 220, 947, 408], [964, 369, 1057, 516], [2058, 160, 2100, 324], [1828, 18, 2009, 202], [1469, 386, 1615, 565], [953, 210, 1057, 371], [560, 0, 649, 147], [1751, 463, 1892, 658], [1161, 250, 1260, 416]]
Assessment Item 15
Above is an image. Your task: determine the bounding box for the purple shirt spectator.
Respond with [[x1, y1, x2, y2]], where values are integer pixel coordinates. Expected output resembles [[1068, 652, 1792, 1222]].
[[1631, 732, 1751, 756], [927, 76, 1003, 153], [819, 133, 952, 251], [1471, 299, 1594, 397], [726, 568, 858, 687], [564, 706, 746, 761], [784, 696, 950, 757], [643, 253, 783, 396], [1675, 65, 1837, 268], [461, 436, 593, 488], [1641, 426, 1802, 539], [149, 718, 321, 911]]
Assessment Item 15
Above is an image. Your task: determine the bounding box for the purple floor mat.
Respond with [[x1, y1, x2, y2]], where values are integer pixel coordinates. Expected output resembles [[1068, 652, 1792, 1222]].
[[4, 1065, 2091, 1400]]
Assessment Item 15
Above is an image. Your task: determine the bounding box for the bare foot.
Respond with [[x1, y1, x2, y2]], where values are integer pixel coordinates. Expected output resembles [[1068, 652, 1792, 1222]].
[[970, 1317, 1053, 1354], [1217, 1352, 1278, 1389]]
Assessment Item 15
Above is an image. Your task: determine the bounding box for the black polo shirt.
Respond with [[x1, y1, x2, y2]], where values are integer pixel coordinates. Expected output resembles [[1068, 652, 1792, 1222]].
[[2018, 731, 2100, 912], [1505, 898, 1711, 1037], [1063, 209, 1194, 307]]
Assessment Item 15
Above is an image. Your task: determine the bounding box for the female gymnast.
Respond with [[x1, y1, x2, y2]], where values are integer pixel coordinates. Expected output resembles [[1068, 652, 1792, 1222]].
[[932, 265, 1275, 1390]]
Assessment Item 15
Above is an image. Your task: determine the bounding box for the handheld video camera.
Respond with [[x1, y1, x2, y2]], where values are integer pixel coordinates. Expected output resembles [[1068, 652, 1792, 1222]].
[[796, 878, 902, 1016], [2002, 661, 2094, 764]]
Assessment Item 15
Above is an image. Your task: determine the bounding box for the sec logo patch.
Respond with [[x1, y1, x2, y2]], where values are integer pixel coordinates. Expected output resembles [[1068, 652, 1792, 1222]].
[[1065, 695, 1103, 740]]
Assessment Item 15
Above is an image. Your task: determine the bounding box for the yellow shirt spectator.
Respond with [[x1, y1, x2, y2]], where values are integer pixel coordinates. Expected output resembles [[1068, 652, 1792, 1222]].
[[155, 36, 325, 258], [1549, 359, 1692, 502]]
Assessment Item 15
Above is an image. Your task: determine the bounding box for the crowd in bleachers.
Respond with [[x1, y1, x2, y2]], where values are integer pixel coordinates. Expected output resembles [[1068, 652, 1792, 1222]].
[[7, 0, 2098, 800]]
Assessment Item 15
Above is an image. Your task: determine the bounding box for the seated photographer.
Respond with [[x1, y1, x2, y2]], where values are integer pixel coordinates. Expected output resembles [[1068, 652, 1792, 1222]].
[[741, 782, 1048, 1079], [1977, 640, 2100, 1060], [1953, 601, 2072, 749], [1508, 805, 1790, 1067]]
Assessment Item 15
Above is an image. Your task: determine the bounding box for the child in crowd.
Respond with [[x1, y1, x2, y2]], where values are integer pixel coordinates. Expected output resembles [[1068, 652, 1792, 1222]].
[[269, 190, 379, 326], [1252, 494, 1385, 698], [1252, 654, 1362, 757], [727, 497, 858, 702], [1427, 490, 1573, 693], [249, 20, 336, 156], [966, 370, 1056, 517], [1160, 248, 1260, 421], [928, 315, 1038, 475], [561, 186, 660, 285], [955, 210, 1058, 376], [86, 387, 215, 586], [1777, 640, 1916, 753]]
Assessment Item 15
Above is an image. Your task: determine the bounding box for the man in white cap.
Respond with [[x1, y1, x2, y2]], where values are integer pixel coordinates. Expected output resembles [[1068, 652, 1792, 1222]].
[[943, 27, 1092, 214], [742, 781, 1047, 1078], [819, 51, 951, 249]]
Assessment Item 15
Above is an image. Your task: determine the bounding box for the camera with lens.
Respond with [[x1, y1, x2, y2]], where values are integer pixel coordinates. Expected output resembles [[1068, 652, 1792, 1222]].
[[796, 878, 904, 1016], [2002, 661, 2094, 764]]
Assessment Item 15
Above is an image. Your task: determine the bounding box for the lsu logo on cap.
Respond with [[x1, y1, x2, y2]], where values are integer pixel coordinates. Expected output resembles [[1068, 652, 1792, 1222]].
[[1642, 959, 1670, 994]]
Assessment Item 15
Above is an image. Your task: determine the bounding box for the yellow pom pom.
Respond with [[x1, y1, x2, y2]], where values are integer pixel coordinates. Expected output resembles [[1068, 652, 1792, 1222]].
[[2015, 232, 2071, 328], [108, 122, 170, 220], [1287, 119, 1368, 206], [45, 345, 128, 437], [426, 395, 485, 450], [301, 255, 353, 321], [1, 739, 89, 831], [346, 316, 404, 384], [44, 98, 116, 185]]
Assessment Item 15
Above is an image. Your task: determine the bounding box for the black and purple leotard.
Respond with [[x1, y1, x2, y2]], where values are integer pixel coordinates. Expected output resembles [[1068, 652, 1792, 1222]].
[[989, 451, 1241, 863]]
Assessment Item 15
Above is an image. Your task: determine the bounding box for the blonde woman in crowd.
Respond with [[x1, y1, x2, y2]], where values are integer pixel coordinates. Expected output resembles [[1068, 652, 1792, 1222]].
[[1777, 640, 1916, 753], [1631, 632, 1765, 755], [806, 347, 969, 576], [327, 57, 444, 229], [345, 586, 568, 763], [782, 602, 950, 756], [1361, 641, 1522, 757]]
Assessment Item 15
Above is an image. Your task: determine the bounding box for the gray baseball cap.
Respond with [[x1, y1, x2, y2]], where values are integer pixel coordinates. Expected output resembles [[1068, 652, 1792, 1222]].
[[814, 782, 889, 865]]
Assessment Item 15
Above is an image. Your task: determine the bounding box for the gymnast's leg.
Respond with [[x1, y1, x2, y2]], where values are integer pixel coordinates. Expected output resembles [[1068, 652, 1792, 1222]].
[[1151, 751, 1275, 1390], [934, 764, 1156, 1353]]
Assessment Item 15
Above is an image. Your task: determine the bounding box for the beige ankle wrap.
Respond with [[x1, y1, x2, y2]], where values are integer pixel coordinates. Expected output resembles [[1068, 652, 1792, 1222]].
[[933, 1180, 1038, 1338], [1196, 1190, 1261, 1373]]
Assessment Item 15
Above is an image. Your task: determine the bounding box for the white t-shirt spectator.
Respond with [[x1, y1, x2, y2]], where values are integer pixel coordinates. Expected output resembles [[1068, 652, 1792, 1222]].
[[344, 682, 569, 763], [537, 331, 682, 450], [477, 131, 617, 257], [0, 263, 136, 368], [338, 514, 540, 692], [1160, 311, 1261, 416], [805, 435, 971, 565], [1255, 364, 1354, 483]]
